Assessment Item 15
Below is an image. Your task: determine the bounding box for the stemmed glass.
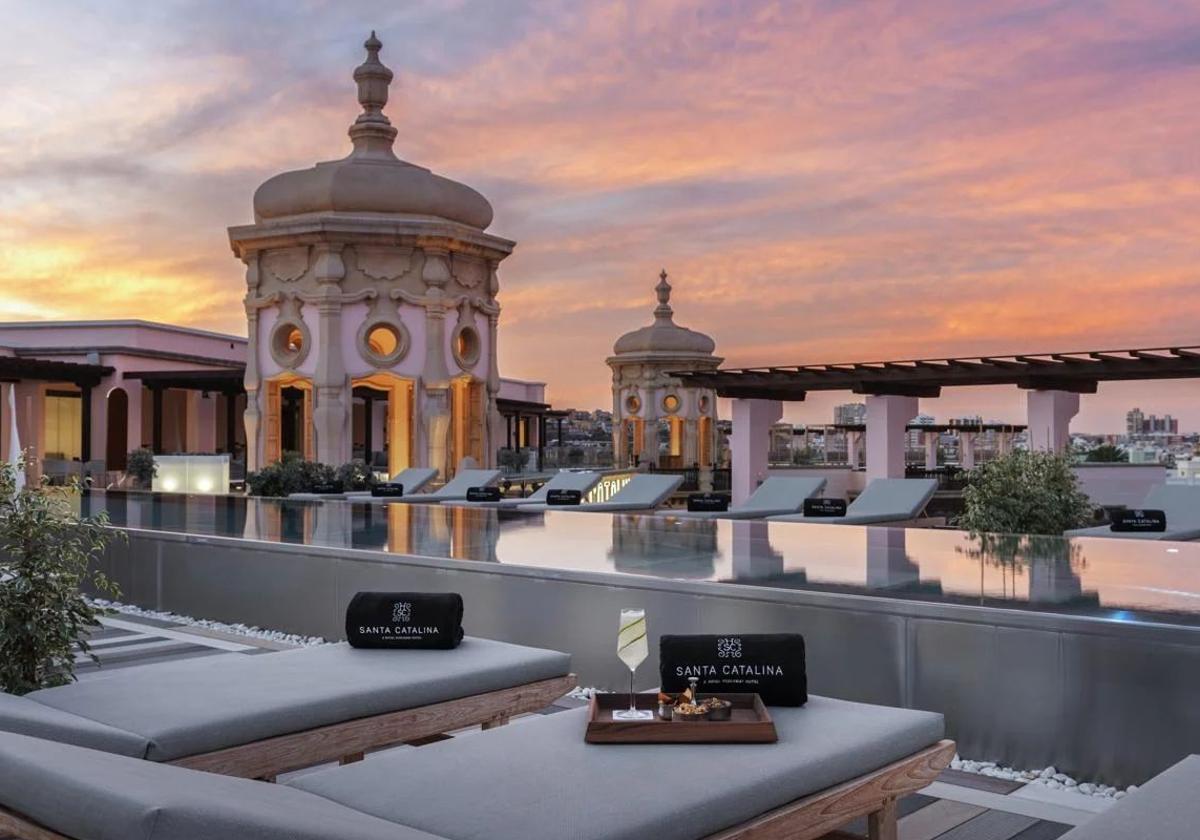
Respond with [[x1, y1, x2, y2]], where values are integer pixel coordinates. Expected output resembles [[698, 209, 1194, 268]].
[[613, 608, 653, 720]]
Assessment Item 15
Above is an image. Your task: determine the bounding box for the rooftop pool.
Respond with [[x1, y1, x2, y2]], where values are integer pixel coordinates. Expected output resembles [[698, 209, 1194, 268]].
[[81, 490, 1200, 628]]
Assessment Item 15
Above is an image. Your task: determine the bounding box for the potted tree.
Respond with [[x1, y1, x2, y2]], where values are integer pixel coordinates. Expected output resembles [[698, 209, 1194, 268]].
[[125, 447, 157, 490], [0, 458, 122, 694]]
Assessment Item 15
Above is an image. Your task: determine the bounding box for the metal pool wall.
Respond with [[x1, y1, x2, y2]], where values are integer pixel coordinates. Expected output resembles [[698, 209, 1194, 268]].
[[95, 528, 1200, 786]]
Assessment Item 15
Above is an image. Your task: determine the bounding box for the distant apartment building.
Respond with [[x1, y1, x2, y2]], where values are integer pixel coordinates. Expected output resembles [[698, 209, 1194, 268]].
[[907, 413, 935, 450], [1126, 407, 1179, 437], [833, 402, 866, 425]]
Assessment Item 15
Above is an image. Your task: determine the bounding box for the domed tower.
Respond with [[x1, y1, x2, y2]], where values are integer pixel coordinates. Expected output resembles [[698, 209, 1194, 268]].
[[607, 271, 723, 470], [229, 33, 512, 480]]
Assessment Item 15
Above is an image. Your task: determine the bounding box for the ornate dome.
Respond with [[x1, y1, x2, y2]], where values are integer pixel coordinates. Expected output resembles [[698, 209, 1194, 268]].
[[252, 33, 493, 229], [612, 270, 717, 357]]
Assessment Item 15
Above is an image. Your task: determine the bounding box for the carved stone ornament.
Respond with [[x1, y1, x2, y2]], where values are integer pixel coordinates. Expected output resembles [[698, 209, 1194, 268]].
[[354, 246, 412, 283], [453, 254, 482, 289], [262, 247, 311, 283]]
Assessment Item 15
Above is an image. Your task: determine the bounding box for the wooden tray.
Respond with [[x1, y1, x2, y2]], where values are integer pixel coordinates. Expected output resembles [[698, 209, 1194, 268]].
[[585, 693, 777, 744]]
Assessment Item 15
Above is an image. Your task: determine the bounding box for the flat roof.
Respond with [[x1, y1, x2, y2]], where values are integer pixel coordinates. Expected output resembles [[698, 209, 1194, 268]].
[[0, 319, 247, 344], [674, 345, 1200, 400]]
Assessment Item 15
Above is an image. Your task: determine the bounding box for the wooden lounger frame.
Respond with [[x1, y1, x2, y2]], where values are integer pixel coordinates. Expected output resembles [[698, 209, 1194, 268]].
[[0, 737, 953, 840]]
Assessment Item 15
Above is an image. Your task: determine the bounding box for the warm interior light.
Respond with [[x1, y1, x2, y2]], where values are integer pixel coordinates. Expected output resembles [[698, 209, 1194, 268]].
[[162, 477, 178, 492]]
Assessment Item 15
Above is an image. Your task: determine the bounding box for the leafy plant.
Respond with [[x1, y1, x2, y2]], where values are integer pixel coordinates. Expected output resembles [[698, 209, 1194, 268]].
[[246, 453, 337, 497], [1084, 444, 1128, 463], [0, 457, 122, 694], [336, 459, 376, 491], [125, 447, 157, 489], [957, 450, 1094, 536]]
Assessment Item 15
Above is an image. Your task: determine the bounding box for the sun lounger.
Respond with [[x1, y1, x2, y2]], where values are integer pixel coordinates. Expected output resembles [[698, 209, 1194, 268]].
[[668, 476, 826, 520], [341, 466, 439, 500], [518, 473, 683, 513], [1065, 484, 1200, 541], [0, 638, 573, 780], [0, 695, 952, 840], [769, 478, 938, 525], [455, 470, 603, 509], [1056, 754, 1199, 839], [388, 468, 502, 504]]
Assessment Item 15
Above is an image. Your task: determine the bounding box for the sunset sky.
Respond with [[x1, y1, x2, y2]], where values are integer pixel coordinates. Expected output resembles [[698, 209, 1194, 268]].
[[2, 1, 1198, 430]]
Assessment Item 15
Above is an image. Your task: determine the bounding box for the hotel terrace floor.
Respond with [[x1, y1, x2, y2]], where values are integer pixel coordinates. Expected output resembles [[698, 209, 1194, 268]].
[[13, 610, 1119, 840]]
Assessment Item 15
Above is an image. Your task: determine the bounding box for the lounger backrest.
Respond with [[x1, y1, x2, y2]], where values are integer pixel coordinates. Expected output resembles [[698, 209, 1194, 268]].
[[846, 479, 938, 519], [0, 732, 439, 840], [1142, 484, 1200, 525], [390, 467, 438, 494], [525, 471, 603, 503], [431, 469, 502, 498], [1057, 754, 1200, 839], [606, 474, 683, 507], [740, 477, 826, 513]]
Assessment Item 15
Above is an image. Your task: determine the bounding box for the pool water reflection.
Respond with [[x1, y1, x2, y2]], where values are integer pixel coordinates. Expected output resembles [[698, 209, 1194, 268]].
[[82, 491, 1200, 627]]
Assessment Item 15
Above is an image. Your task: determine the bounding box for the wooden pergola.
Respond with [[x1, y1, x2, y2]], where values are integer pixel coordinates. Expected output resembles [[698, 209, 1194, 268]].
[[0, 357, 115, 463], [673, 345, 1200, 399]]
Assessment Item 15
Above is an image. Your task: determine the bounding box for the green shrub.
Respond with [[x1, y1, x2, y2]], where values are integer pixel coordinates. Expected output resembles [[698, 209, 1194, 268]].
[[125, 447, 157, 488], [0, 458, 122, 694], [497, 448, 525, 473], [336, 459, 376, 491], [957, 450, 1093, 536], [246, 453, 337, 497], [1085, 443, 1127, 463]]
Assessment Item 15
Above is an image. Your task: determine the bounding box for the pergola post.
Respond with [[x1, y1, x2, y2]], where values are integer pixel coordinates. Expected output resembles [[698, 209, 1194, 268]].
[[79, 383, 93, 465], [151, 387, 164, 454], [1026, 389, 1079, 453], [923, 431, 938, 470], [846, 430, 862, 470], [921, 429, 940, 470], [730, 398, 781, 506], [865, 394, 918, 482], [959, 431, 976, 470]]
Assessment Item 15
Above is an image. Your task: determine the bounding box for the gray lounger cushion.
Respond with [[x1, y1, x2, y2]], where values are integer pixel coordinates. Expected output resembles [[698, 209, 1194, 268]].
[[456, 471, 603, 508], [291, 695, 945, 840], [770, 478, 938, 525], [0, 693, 148, 758], [520, 473, 682, 512], [397, 469, 502, 503], [1058, 754, 1200, 840], [344, 467, 439, 499], [1066, 484, 1200, 541], [0, 732, 439, 840], [28, 638, 569, 761], [670, 476, 827, 519]]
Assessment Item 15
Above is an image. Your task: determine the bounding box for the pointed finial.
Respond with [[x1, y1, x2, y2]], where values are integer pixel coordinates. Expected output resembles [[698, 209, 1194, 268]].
[[349, 30, 398, 157], [654, 269, 673, 320]]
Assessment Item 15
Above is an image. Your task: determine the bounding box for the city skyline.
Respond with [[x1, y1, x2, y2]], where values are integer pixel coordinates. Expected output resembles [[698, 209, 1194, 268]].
[[2, 1, 1199, 430]]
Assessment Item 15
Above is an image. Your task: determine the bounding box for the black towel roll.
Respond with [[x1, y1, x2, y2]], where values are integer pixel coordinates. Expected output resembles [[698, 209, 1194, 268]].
[[659, 633, 807, 706], [345, 592, 465, 649], [371, 483, 404, 498]]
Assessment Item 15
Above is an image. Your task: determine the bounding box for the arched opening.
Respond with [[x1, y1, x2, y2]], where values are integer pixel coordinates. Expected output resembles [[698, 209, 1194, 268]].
[[105, 388, 129, 471], [352, 372, 414, 477], [698, 415, 713, 467], [264, 374, 313, 463]]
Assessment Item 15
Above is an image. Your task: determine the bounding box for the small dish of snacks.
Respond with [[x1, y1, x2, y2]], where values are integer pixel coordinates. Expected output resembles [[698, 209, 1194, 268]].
[[586, 690, 776, 743]]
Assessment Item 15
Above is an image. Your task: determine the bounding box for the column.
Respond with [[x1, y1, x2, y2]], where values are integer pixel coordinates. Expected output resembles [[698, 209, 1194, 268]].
[[923, 430, 938, 470], [125, 383, 145, 452], [243, 257, 264, 472], [730, 398, 782, 506], [79, 384, 94, 465], [151, 387, 164, 454], [1026, 389, 1080, 453], [959, 431, 976, 469], [997, 431, 1013, 456], [312, 245, 349, 466], [846, 430, 862, 470], [223, 392, 238, 455], [865, 394, 919, 482]]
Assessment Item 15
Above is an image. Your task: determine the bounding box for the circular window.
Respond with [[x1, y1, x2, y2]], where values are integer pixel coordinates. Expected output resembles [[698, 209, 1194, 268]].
[[662, 394, 681, 413], [452, 324, 481, 370], [359, 321, 409, 367], [270, 320, 310, 368], [625, 395, 641, 414]]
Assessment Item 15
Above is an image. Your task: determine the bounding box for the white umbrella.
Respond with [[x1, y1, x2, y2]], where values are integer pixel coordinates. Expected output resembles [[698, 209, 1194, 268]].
[[7, 383, 24, 491]]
